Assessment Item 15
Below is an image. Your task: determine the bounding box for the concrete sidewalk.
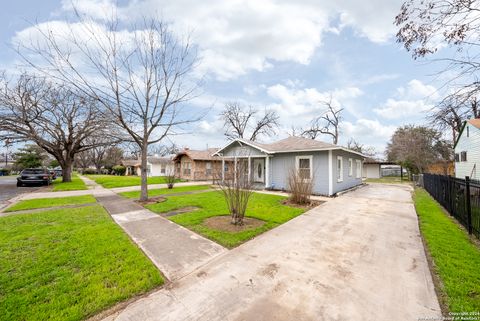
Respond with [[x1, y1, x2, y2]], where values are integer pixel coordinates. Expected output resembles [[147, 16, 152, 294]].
[[105, 183, 440, 321], [14, 181, 212, 200], [96, 192, 227, 280], [74, 175, 227, 281]]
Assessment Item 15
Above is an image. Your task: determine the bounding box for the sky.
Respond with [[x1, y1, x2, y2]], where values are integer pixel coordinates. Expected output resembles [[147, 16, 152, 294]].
[[0, 0, 446, 158]]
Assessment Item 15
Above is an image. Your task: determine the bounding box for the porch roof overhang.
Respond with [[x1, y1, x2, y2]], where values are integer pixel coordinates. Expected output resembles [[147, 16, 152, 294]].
[[213, 138, 272, 156]]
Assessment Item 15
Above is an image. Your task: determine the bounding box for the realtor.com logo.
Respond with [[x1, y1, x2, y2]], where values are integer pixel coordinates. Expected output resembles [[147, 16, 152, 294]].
[[418, 312, 480, 321]]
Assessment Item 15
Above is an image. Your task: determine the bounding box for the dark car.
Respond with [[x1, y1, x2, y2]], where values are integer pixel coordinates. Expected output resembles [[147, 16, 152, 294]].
[[17, 168, 52, 187]]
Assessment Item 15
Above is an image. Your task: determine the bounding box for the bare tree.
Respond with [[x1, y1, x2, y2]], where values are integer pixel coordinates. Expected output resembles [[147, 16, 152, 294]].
[[16, 15, 202, 200], [395, 0, 480, 120], [386, 125, 452, 175], [429, 94, 480, 142], [220, 102, 279, 141], [346, 138, 376, 157], [216, 159, 254, 225], [301, 98, 343, 144], [149, 142, 180, 156], [0, 74, 110, 182]]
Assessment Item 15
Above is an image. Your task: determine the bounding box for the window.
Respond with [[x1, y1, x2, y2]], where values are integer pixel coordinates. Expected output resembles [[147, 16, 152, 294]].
[[206, 162, 212, 176], [296, 155, 312, 179], [348, 158, 353, 176], [224, 163, 229, 172], [356, 160, 361, 178], [337, 156, 343, 182], [461, 151, 467, 162], [183, 162, 191, 175], [160, 164, 166, 174], [455, 153, 460, 162], [467, 126, 470, 137]]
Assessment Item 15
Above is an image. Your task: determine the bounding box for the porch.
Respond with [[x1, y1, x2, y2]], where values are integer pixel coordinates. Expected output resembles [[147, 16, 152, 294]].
[[220, 155, 271, 189]]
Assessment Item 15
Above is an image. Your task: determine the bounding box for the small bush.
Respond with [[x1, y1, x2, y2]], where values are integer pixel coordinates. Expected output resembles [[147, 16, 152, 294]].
[[287, 167, 313, 205], [112, 165, 126, 176], [82, 168, 97, 175], [0, 168, 11, 176], [165, 170, 176, 189]]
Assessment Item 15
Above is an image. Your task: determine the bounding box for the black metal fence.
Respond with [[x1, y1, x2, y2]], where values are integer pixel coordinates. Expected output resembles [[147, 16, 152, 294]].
[[423, 173, 480, 239]]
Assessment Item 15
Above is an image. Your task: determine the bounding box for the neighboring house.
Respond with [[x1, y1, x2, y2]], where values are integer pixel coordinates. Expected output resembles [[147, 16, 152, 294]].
[[173, 148, 224, 181], [426, 161, 454, 176], [214, 136, 365, 196], [454, 118, 480, 179], [121, 155, 175, 177]]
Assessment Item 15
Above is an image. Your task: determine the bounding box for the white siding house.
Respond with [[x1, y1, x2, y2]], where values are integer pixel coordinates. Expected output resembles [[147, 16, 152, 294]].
[[121, 155, 175, 177], [455, 119, 480, 179]]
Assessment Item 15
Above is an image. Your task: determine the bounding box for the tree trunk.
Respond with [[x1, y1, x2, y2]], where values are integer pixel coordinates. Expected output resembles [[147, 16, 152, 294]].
[[139, 145, 148, 201], [62, 161, 73, 182]]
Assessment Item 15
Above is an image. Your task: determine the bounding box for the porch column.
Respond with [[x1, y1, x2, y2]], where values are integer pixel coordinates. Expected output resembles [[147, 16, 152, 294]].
[[265, 156, 270, 188], [222, 158, 225, 182], [234, 157, 237, 185], [247, 156, 251, 183]]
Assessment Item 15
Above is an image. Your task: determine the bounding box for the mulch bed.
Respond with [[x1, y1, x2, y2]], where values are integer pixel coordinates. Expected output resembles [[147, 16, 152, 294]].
[[135, 196, 166, 206], [281, 199, 324, 209], [203, 216, 265, 232], [162, 206, 200, 217]]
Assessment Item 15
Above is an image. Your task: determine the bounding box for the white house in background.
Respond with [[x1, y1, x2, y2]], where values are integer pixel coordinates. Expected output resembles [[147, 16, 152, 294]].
[[454, 118, 480, 179], [214, 136, 365, 196], [122, 155, 175, 177]]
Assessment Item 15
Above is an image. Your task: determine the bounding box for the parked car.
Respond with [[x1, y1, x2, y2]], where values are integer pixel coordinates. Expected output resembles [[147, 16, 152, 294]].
[[17, 168, 52, 187], [54, 169, 63, 177]]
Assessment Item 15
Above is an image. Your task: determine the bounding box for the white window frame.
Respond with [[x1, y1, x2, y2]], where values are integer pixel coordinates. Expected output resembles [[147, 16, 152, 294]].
[[295, 155, 313, 180], [348, 158, 353, 176], [356, 160, 362, 179], [337, 156, 343, 182]]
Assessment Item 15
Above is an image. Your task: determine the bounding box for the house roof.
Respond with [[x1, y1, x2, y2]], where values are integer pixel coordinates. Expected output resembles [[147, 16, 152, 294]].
[[468, 118, 480, 129], [148, 156, 173, 165], [173, 148, 221, 161], [121, 159, 140, 166], [263, 136, 337, 152], [215, 136, 366, 157]]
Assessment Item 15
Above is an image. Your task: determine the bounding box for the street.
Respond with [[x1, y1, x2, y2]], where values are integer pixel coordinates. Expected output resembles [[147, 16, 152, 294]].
[[0, 176, 41, 209]]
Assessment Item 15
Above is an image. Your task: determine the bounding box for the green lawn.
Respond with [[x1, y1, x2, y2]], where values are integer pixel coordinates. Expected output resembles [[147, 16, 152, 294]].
[[87, 175, 182, 188], [52, 174, 88, 191], [145, 191, 304, 248], [5, 195, 97, 212], [366, 176, 410, 184], [120, 185, 212, 199], [414, 188, 480, 313], [0, 205, 163, 321]]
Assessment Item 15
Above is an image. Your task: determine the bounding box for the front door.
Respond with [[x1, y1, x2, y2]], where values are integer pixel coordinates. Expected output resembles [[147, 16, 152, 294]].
[[253, 159, 265, 183]]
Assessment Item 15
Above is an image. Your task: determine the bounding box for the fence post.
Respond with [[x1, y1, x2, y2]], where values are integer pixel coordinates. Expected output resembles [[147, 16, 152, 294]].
[[465, 176, 473, 235]]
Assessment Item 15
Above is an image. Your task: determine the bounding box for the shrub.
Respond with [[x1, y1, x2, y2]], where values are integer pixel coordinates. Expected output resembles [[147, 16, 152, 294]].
[[112, 165, 126, 176], [165, 170, 176, 189], [0, 168, 11, 176], [82, 168, 97, 175], [287, 167, 313, 205], [216, 159, 253, 225]]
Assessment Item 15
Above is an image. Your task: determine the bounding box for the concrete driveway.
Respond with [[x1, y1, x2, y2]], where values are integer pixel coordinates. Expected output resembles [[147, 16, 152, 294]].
[[106, 183, 440, 321]]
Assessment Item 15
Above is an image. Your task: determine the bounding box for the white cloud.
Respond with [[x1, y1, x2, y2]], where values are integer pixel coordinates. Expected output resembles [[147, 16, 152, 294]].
[[373, 79, 438, 120], [42, 0, 405, 80], [341, 118, 397, 151], [266, 83, 363, 124]]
